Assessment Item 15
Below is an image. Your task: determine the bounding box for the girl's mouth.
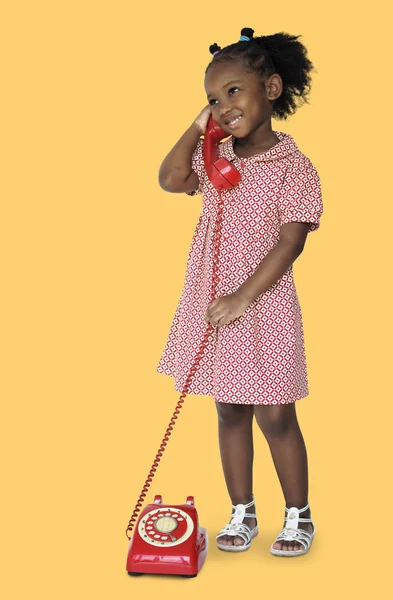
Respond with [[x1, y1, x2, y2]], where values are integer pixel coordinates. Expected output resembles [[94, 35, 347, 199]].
[[227, 115, 243, 129]]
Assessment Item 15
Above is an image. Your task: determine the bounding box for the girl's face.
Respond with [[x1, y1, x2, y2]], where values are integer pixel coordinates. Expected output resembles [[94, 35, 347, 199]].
[[204, 61, 281, 138]]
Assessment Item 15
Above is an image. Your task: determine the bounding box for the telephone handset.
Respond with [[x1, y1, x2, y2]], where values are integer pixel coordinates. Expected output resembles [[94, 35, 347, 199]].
[[203, 115, 241, 189], [125, 115, 241, 578]]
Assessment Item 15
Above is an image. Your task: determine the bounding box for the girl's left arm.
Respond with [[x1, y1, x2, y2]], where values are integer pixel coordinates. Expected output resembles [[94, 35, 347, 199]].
[[235, 222, 309, 305]]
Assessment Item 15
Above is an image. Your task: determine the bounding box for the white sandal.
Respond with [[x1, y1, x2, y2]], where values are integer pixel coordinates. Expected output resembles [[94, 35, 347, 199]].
[[216, 495, 258, 552], [270, 503, 315, 557]]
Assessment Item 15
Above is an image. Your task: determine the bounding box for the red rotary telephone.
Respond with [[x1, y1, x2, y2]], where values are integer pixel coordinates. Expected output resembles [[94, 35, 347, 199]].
[[125, 115, 241, 578]]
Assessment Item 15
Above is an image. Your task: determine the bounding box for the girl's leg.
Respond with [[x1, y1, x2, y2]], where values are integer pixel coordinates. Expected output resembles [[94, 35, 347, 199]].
[[253, 402, 313, 552], [215, 401, 256, 547]]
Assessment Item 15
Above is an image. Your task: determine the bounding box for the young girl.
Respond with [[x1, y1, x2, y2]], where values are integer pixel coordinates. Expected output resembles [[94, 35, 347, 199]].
[[156, 27, 323, 557]]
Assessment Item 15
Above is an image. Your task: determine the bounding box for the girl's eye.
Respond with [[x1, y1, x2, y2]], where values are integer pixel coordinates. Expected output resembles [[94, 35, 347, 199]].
[[209, 87, 239, 106]]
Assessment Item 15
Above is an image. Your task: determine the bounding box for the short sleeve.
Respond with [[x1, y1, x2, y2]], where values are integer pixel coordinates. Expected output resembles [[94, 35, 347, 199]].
[[278, 158, 323, 232], [185, 137, 207, 196]]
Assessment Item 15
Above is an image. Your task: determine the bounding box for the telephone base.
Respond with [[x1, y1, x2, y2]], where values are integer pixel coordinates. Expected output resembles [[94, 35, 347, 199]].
[[126, 495, 208, 577], [128, 571, 198, 578]]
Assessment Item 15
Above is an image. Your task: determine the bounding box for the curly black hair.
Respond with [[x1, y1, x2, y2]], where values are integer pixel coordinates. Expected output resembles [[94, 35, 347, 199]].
[[207, 28, 316, 121]]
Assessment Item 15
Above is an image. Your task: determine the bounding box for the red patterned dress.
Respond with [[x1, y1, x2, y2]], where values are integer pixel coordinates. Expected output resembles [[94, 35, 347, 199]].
[[156, 132, 323, 405]]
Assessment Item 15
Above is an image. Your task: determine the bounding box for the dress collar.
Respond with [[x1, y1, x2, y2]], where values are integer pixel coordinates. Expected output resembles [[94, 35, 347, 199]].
[[219, 131, 299, 163]]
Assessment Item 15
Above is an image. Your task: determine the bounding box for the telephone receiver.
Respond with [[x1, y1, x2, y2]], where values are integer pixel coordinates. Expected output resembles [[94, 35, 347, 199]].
[[203, 115, 241, 190]]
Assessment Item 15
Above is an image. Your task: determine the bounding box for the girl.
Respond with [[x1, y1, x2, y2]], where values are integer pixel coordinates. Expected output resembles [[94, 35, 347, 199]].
[[156, 27, 323, 557]]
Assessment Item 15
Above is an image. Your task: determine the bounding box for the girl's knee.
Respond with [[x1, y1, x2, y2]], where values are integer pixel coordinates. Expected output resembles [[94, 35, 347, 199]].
[[254, 403, 297, 437], [215, 401, 254, 426]]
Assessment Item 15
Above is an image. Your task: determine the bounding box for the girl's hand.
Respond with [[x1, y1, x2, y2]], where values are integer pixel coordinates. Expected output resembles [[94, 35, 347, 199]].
[[205, 291, 250, 329], [193, 104, 212, 135]]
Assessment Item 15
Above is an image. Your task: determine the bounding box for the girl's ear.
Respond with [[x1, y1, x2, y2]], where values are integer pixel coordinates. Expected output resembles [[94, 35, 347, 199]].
[[267, 74, 283, 100]]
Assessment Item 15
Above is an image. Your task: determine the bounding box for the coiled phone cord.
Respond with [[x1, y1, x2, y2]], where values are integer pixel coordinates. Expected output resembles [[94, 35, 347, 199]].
[[125, 190, 225, 540]]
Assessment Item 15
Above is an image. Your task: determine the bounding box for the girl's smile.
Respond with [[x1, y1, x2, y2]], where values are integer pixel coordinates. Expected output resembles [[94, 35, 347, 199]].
[[227, 115, 243, 129]]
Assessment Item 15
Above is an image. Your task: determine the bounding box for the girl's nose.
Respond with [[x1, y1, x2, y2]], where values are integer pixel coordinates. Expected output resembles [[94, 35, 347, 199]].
[[219, 109, 232, 121], [219, 105, 233, 116]]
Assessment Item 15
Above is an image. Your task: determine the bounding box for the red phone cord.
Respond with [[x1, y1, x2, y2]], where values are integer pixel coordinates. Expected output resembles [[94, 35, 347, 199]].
[[125, 190, 226, 540]]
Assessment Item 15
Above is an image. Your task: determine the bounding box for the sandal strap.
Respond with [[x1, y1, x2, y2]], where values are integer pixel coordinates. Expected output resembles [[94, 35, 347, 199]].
[[274, 527, 312, 549], [231, 494, 255, 511], [285, 517, 313, 524], [281, 526, 313, 541], [285, 503, 309, 513], [216, 522, 253, 545]]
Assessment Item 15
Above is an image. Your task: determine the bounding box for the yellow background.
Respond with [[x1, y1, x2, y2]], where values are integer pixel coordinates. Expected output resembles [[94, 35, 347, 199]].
[[1, 1, 391, 598]]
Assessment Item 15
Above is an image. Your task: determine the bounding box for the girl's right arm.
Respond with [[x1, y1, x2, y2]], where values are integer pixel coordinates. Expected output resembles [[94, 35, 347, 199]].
[[158, 105, 211, 194]]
